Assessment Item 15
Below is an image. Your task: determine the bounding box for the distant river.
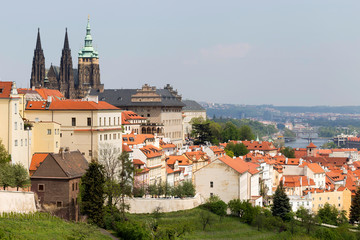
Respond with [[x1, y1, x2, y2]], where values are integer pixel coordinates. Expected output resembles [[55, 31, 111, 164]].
[[285, 138, 331, 149]]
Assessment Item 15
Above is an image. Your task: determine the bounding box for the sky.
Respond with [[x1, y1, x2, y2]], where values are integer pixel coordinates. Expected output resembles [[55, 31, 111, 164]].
[[1, 1, 360, 106]]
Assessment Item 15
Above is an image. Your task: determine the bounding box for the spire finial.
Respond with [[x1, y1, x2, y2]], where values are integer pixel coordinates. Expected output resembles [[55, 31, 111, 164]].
[[63, 28, 70, 50], [36, 28, 42, 50]]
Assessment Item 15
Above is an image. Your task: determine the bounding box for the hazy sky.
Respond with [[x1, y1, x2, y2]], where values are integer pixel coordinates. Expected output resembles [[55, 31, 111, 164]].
[[1, 1, 360, 106]]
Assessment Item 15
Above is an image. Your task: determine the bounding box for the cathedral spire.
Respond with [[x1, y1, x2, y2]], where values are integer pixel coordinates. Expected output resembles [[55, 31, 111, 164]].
[[36, 28, 42, 50], [78, 16, 98, 59], [63, 28, 70, 50]]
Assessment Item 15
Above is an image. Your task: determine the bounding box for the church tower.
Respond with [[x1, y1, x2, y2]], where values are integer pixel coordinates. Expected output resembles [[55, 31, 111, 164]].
[[78, 17, 102, 98], [30, 28, 45, 88], [59, 28, 75, 99]]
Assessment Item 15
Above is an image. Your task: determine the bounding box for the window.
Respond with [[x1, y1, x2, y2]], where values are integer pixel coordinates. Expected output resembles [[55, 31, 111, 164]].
[[210, 193, 213, 197], [147, 114, 150, 117], [56, 142, 58, 148], [76, 182, 78, 190], [87, 118, 91, 126], [72, 118, 76, 126], [100, 135, 102, 141], [210, 181, 213, 188], [25, 139, 27, 146], [113, 134, 116, 139], [99, 118, 102, 126], [38, 184, 45, 192], [15, 140, 18, 146], [89, 150, 92, 156], [21, 139, 23, 146], [20, 123, 22, 130], [72, 183, 75, 191], [14, 103, 17, 114], [109, 117, 111, 126], [14, 122, 17, 130], [104, 134, 108, 140], [47, 129, 51, 135], [56, 201, 63, 208], [319, 197, 321, 201]]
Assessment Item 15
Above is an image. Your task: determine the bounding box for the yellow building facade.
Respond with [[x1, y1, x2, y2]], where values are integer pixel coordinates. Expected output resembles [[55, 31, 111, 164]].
[[311, 188, 352, 216]]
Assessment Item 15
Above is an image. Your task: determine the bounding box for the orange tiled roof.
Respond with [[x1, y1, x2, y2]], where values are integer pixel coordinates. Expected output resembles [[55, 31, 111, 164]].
[[160, 140, 176, 149], [35, 88, 65, 101], [166, 155, 190, 166], [326, 171, 345, 182], [281, 175, 315, 188], [184, 151, 208, 162], [122, 133, 155, 146], [122, 111, 146, 124], [140, 145, 162, 158], [133, 159, 145, 165], [26, 100, 119, 110], [0, 82, 13, 98], [122, 144, 133, 152], [307, 142, 317, 148], [218, 155, 259, 175], [30, 153, 49, 172], [242, 140, 277, 151], [307, 163, 325, 174], [210, 146, 225, 154]]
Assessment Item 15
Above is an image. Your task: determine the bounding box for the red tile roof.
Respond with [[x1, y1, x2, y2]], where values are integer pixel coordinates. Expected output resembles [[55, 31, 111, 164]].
[[35, 88, 65, 101], [166, 155, 190, 166], [122, 111, 146, 124], [307, 142, 317, 148], [26, 100, 119, 110], [242, 140, 277, 151], [30, 153, 49, 173], [281, 175, 315, 188], [307, 163, 325, 174], [140, 145, 162, 158], [122, 133, 155, 146], [122, 144, 133, 152], [218, 155, 259, 175], [0, 82, 13, 98], [133, 159, 145, 165]]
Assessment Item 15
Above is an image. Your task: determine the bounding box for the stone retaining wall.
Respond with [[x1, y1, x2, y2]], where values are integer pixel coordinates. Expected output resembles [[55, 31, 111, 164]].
[[0, 191, 36, 213]]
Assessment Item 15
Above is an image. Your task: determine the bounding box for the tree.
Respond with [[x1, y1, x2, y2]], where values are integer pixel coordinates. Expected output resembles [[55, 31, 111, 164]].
[[98, 143, 121, 207], [350, 187, 360, 224], [272, 181, 291, 221], [80, 159, 105, 226], [0, 163, 14, 190], [192, 121, 213, 145], [280, 147, 295, 158], [296, 207, 317, 234], [118, 151, 134, 220], [0, 139, 11, 165], [13, 163, 31, 191], [225, 142, 249, 157], [239, 125, 254, 141], [222, 122, 239, 141], [317, 203, 339, 225]]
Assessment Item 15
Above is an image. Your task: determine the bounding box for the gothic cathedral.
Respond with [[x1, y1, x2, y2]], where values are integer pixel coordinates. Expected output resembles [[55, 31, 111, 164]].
[[30, 18, 103, 99]]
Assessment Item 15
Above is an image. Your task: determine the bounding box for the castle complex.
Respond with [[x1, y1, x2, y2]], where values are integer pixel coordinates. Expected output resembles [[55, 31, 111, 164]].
[[30, 18, 103, 99]]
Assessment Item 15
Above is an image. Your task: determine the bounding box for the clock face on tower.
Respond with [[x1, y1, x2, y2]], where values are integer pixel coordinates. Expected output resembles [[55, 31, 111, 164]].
[[85, 67, 90, 76]]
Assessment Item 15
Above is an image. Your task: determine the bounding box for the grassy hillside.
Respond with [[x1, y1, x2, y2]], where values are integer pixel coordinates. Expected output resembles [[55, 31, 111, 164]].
[[0, 212, 111, 240], [127, 208, 299, 240]]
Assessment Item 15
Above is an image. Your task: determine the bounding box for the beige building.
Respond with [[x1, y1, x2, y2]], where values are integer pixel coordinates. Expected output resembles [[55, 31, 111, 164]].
[[182, 100, 206, 140], [194, 155, 260, 204], [90, 84, 184, 148], [30, 121, 61, 155], [0, 81, 31, 168], [311, 188, 352, 216], [24, 98, 122, 161]]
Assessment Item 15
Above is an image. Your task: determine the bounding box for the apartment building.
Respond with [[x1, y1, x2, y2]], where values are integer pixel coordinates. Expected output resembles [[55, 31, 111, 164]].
[[24, 97, 122, 161]]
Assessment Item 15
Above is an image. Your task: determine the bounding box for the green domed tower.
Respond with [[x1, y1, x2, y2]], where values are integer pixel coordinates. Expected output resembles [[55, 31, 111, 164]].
[[77, 17, 103, 97]]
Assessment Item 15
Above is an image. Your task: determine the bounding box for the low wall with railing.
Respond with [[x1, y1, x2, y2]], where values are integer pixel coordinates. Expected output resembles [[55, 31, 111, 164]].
[[126, 194, 204, 214], [0, 191, 36, 213]]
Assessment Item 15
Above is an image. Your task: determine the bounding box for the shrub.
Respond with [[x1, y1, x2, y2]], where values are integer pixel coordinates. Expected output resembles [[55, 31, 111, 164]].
[[114, 220, 151, 240], [182, 181, 195, 197], [228, 199, 260, 224], [201, 195, 227, 217], [103, 205, 121, 230], [314, 228, 342, 240]]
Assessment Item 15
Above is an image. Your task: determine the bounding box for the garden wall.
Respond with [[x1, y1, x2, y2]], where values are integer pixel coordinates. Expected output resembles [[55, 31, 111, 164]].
[[126, 194, 204, 213], [0, 191, 36, 213]]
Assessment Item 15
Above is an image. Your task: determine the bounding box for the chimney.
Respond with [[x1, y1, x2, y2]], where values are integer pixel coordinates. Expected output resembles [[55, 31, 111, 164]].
[[285, 158, 288, 165], [59, 147, 64, 159], [300, 177, 302, 187], [47, 96, 52, 102]]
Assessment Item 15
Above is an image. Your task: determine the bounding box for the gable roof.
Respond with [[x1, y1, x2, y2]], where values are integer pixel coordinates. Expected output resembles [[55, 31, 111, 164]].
[[0, 82, 13, 98], [32, 151, 88, 179], [140, 145, 162, 158], [122, 111, 146, 124], [218, 155, 259, 175], [30, 153, 49, 172]]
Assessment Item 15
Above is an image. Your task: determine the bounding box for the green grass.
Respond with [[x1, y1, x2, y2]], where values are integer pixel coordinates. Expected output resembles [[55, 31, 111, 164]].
[[0, 212, 112, 240], [127, 208, 280, 239]]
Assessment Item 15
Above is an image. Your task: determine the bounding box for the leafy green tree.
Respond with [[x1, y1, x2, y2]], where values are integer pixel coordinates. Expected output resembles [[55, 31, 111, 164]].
[[118, 151, 134, 220], [202, 195, 227, 218], [272, 181, 291, 221], [13, 163, 31, 191], [225, 142, 249, 157], [350, 187, 360, 224], [147, 183, 157, 198], [239, 125, 254, 141], [222, 122, 239, 141], [209, 121, 222, 144], [317, 203, 339, 225], [80, 160, 106, 226], [192, 121, 213, 145], [228, 199, 258, 224], [280, 147, 295, 158], [0, 140, 11, 165], [296, 207, 317, 234], [182, 181, 195, 197], [0, 163, 15, 190]]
